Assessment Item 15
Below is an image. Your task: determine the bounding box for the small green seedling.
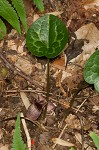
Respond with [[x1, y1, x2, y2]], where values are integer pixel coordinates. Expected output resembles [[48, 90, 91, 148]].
[[84, 50, 99, 92], [90, 132, 99, 150], [12, 113, 27, 150], [33, 0, 44, 12], [26, 14, 68, 118]]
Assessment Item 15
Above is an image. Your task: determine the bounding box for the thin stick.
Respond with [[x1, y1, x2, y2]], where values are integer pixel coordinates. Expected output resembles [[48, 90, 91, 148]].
[[5, 89, 53, 95], [20, 113, 31, 150], [76, 98, 87, 113], [42, 58, 50, 120], [46, 59, 50, 104]]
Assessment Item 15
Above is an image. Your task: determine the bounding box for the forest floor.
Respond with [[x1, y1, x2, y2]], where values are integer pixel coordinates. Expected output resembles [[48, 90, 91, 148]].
[[0, 0, 99, 150]]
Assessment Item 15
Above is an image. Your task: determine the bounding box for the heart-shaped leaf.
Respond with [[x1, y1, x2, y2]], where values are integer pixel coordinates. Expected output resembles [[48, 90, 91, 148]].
[[26, 14, 68, 59], [84, 50, 99, 92]]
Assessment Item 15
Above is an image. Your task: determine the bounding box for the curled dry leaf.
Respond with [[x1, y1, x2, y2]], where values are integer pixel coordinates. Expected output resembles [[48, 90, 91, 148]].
[[47, 101, 55, 112], [52, 138, 74, 147], [26, 102, 55, 121], [26, 95, 55, 121], [26, 103, 42, 121], [70, 23, 99, 65], [65, 114, 81, 129]]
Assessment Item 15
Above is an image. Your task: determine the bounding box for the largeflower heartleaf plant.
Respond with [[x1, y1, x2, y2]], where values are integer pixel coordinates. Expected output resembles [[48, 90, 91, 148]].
[[26, 14, 68, 118], [26, 14, 68, 58], [84, 50, 99, 92]]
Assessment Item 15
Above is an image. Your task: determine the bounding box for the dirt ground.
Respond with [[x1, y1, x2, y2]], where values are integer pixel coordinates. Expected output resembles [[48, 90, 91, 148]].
[[0, 0, 99, 150]]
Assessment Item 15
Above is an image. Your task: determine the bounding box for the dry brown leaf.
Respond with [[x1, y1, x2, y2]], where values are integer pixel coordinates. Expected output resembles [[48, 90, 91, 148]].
[[15, 57, 33, 75], [7, 40, 16, 50], [75, 132, 82, 144], [71, 23, 99, 64], [65, 114, 81, 129], [56, 70, 67, 96], [92, 105, 99, 112], [75, 132, 93, 150], [83, 0, 99, 10], [20, 92, 31, 110], [0, 145, 9, 150], [33, 14, 40, 22], [52, 138, 74, 147], [59, 99, 70, 109], [7, 55, 17, 63], [51, 55, 65, 70], [17, 40, 25, 54]]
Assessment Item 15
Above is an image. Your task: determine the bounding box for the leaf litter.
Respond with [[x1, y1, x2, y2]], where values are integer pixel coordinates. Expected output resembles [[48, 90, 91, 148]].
[[0, 0, 99, 150]]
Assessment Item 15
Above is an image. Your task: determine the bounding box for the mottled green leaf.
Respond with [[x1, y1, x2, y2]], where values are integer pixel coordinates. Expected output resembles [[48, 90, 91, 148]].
[[33, 0, 44, 12], [0, 18, 6, 39], [0, 0, 21, 35], [84, 50, 99, 92], [26, 14, 68, 59]]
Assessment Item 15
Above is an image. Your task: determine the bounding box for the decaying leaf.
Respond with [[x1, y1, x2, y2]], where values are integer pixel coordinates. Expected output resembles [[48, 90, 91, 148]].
[[26, 103, 42, 121], [70, 23, 99, 64], [75, 132, 82, 144], [20, 92, 31, 110], [65, 114, 81, 129], [75, 132, 93, 150], [51, 55, 65, 70], [15, 57, 33, 75], [0, 145, 9, 150], [83, 0, 99, 10], [52, 138, 74, 147], [92, 105, 99, 112]]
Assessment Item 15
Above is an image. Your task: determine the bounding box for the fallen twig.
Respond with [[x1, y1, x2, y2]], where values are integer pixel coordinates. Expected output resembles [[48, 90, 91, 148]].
[[0, 53, 43, 89], [20, 113, 31, 150]]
